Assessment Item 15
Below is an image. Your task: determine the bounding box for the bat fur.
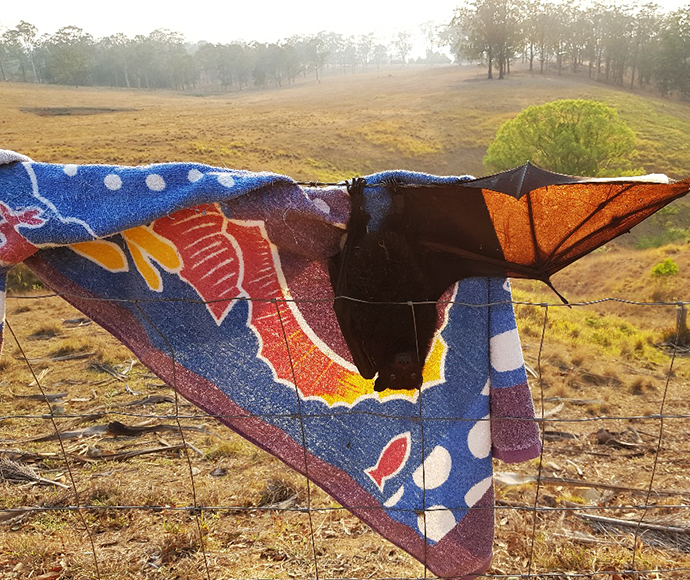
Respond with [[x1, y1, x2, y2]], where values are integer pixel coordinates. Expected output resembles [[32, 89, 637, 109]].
[[332, 181, 440, 391]]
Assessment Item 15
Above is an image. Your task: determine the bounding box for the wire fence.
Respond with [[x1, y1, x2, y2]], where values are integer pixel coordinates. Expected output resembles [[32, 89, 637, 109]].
[[1, 289, 689, 579]]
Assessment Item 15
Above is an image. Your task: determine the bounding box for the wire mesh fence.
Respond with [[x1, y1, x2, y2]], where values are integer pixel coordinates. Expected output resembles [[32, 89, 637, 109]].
[[1, 287, 689, 579]]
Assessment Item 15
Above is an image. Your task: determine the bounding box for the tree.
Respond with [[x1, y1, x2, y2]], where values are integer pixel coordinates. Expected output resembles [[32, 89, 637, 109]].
[[0, 30, 8, 81], [303, 35, 329, 80], [94, 33, 133, 87], [484, 99, 639, 176], [448, 0, 520, 79], [655, 7, 690, 98], [4, 21, 40, 82], [393, 31, 413, 65], [43, 26, 94, 86], [371, 43, 389, 70], [357, 33, 375, 69], [630, 3, 662, 89]]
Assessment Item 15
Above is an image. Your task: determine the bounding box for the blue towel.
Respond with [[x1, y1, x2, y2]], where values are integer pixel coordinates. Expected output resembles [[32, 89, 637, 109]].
[[0, 151, 540, 578]]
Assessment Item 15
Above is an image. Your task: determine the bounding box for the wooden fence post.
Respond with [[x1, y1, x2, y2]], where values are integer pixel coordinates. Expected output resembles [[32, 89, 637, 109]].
[[676, 303, 688, 346]]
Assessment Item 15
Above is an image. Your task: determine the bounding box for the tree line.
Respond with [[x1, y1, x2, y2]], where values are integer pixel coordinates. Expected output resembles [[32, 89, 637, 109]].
[[3, 2, 690, 99], [448, 0, 690, 98], [0, 22, 450, 91]]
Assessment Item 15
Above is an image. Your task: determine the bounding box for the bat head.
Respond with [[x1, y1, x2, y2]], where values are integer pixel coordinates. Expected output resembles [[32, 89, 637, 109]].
[[374, 351, 424, 391]]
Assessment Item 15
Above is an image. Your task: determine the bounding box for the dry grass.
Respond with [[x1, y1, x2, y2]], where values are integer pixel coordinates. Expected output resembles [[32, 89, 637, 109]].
[[2, 66, 690, 579], [4, 63, 690, 179]]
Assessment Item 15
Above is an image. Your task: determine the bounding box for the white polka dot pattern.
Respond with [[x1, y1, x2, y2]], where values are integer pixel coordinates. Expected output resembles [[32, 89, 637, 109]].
[[413, 446, 452, 490]]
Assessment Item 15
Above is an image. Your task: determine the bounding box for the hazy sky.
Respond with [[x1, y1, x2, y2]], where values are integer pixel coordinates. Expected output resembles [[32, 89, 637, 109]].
[[2, 0, 689, 53], [0, 1, 461, 49]]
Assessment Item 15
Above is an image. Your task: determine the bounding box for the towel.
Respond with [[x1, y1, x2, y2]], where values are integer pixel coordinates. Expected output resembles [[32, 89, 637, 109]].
[[0, 151, 540, 578]]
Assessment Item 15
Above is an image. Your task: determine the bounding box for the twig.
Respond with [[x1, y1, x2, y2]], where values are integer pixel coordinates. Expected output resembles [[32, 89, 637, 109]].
[[88, 443, 187, 461], [119, 395, 175, 407]]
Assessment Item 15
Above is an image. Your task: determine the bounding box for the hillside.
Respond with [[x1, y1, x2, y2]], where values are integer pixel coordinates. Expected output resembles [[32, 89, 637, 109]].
[[3, 64, 690, 178], [3, 63, 689, 370]]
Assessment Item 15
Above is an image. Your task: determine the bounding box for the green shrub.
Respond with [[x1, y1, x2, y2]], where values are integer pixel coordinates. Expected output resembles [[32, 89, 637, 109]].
[[651, 258, 680, 277], [6, 264, 43, 293]]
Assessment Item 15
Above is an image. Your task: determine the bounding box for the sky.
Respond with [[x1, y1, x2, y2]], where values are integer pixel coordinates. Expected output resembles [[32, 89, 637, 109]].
[[1, 0, 689, 56], [0, 0, 462, 52]]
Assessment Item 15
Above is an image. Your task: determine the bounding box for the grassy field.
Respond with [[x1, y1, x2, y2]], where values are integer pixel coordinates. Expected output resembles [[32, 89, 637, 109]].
[[2, 65, 690, 579], [4, 64, 690, 180]]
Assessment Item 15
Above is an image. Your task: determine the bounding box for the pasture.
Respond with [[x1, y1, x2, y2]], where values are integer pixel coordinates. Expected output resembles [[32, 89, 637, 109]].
[[2, 64, 690, 579]]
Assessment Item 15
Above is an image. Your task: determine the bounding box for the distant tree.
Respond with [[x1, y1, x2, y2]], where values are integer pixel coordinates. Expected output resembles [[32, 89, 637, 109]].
[[655, 7, 690, 99], [43, 26, 94, 86], [393, 31, 413, 64], [448, 5, 494, 74], [519, 0, 544, 72], [281, 42, 302, 83], [599, 4, 633, 84], [147, 29, 196, 90], [0, 31, 8, 81], [371, 43, 389, 69], [630, 3, 662, 89], [317, 31, 345, 71], [3, 21, 40, 82], [448, 0, 520, 79], [545, 0, 572, 76], [484, 99, 639, 176], [357, 33, 375, 69], [304, 35, 329, 80], [340, 37, 359, 72], [94, 33, 132, 87], [194, 41, 220, 86], [420, 21, 442, 56]]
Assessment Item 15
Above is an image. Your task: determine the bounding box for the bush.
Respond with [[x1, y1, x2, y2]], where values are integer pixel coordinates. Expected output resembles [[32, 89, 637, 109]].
[[484, 99, 640, 176], [5, 264, 43, 293], [651, 258, 680, 277]]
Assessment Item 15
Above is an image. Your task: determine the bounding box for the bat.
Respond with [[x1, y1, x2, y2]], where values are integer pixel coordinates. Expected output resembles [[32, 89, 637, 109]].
[[330, 164, 690, 391], [329, 179, 438, 391]]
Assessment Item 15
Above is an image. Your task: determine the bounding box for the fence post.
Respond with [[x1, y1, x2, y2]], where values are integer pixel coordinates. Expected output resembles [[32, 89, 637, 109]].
[[676, 302, 688, 346]]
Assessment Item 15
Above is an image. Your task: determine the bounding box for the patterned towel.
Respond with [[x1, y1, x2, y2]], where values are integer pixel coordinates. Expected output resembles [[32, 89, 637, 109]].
[[0, 151, 540, 578]]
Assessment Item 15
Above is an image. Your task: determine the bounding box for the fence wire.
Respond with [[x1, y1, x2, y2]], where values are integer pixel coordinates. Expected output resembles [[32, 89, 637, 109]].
[[1, 289, 689, 579]]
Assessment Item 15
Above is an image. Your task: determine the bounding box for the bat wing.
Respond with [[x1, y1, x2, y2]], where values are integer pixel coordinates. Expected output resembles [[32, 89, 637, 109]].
[[401, 164, 690, 300]]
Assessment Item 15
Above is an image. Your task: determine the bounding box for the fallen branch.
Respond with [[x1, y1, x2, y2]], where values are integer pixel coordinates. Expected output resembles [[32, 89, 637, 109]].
[[15, 352, 95, 363], [495, 472, 690, 498], [543, 430, 579, 441], [578, 513, 690, 534], [543, 396, 606, 406], [86, 443, 187, 461], [22, 420, 209, 443], [0, 459, 69, 488], [88, 362, 129, 381], [62, 317, 91, 327], [13, 392, 67, 402], [119, 395, 175, 407]]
